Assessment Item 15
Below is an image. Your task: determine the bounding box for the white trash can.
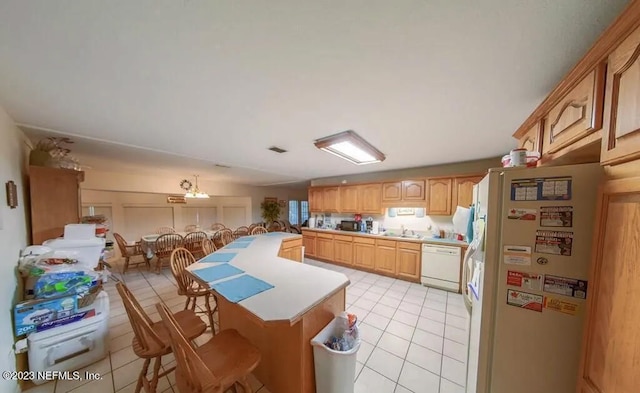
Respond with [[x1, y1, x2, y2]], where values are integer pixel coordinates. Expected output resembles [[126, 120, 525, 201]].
[[311, 316, 361, 393]]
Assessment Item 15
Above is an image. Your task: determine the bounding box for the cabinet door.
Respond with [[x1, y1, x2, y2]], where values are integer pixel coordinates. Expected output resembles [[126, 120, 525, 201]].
[[601, 26, 640, 165], [303, 235, 316, 257], [316, 237, 334, 260], [29, 166, 83, 245], [518, 121, 542, 155], [382, 182, 402, 202], [396, 246, 421, 281], [359, 184, 383, 214], [402, 180, 426, 201], [452, 176, 483, 209], [334, 240, 353, 265], [323, 187, 340, 213], [542, 64, 606, 155], [375, 240, 397, 275], [309, 188, 324, 212], [427, 178, 453, 215], [578, 177, 640, 393], [340, 186, 359, 213], [353, 243, 375, 270]]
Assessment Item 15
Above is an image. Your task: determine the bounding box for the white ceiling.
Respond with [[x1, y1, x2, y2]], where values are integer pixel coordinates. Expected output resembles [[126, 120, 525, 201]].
[[0, 0, 629, 185]]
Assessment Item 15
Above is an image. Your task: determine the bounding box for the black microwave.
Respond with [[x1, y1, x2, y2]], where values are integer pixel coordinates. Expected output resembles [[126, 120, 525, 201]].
[[341, 220, 359, 231]]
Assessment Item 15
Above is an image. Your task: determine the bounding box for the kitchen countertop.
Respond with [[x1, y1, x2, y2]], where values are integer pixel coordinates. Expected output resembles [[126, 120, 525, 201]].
[[186, 232, 350, 324], [302, 227, 469, 248]]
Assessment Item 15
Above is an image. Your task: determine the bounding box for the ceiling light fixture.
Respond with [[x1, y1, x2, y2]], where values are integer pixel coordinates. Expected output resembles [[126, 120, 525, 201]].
[[181, 175, 210, 199], [314, 130, 385, 165]]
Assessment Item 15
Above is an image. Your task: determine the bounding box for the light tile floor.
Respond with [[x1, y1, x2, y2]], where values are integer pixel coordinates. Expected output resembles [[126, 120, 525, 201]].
[[24, 257, 469, 393]]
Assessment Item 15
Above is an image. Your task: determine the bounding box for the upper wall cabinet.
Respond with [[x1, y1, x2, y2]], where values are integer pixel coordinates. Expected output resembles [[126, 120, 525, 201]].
[[382, 180, 426, 206], [427, 178, 452, 215], [452, 176, 483, 209], [402, 180, 426, 201], [601, 25, 640, 165], [323, 187, 341, 213], [340, 185, 360, 213], [518, 121, 543, 155], [542, 64, 606, 160], [382, 182, 402, 202], [359, 183, 383, 214], [309, 187, 324, 212]]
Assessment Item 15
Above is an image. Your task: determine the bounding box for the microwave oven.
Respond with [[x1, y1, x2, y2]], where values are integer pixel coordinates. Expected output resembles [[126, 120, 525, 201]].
[[341, 220, 360, 231]]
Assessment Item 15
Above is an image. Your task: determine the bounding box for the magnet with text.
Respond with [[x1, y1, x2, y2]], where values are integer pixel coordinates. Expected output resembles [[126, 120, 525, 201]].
[[543, 275, 588, 299], [540, 206, 573, 227], [503, 245, 532, 265], [544, 296, 579, 316], [506, 289, 543, 312], [507, 270, 543, 291], [507, 208, 537, 221], [535, 230, 573, 256]]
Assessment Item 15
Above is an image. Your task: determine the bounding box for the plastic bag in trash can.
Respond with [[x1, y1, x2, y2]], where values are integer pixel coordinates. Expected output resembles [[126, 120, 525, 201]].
[[324, 312, 359, 351]]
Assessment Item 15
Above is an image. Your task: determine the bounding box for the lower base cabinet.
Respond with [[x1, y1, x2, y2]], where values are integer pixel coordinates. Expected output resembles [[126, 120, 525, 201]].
[[334, 235, 353, 265], [353, 238, 376, 270], [316, 234, 334, 260], [396, 242, 421, 281], [302, 233, 316, 257], [278, 238, 303, 262], [375, 239, 397, 275]]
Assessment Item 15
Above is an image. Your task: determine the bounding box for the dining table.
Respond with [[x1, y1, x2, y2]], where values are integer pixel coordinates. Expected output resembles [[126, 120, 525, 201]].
[[139, 230, 219, 259]]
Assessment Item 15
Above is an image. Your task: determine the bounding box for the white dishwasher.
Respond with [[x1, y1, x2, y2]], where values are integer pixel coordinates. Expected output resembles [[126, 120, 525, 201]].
[[421, 244, 462, 292]]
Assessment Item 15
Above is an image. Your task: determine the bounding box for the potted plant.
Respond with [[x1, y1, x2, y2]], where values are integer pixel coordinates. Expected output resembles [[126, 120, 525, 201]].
[[29, 137, 77, 168], [260, 199, 281, 228]]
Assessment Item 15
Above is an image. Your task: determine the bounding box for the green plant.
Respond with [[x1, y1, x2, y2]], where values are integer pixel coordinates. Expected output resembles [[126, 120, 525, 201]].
[[260, 200, 281, 223]]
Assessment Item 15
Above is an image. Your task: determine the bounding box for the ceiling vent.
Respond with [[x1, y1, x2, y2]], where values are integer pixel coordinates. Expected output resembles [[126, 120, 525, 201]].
[[268, 146, 288, 154]]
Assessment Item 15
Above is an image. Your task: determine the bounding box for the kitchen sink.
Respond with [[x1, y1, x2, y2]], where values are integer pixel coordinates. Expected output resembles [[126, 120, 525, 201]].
[[381, 233, 423, 239]]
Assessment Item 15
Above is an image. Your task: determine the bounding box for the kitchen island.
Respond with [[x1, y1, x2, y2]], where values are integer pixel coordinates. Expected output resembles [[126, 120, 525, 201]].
[[187, 232, 349, 393]]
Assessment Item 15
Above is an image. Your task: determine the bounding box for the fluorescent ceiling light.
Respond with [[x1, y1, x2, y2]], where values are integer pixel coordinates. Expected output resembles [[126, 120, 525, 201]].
[[314, 130, 385, 165]]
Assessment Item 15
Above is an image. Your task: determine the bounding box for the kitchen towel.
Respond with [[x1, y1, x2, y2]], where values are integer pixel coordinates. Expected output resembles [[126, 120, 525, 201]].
[[224, 242, 251, 249], [191, 264, 244, 283], [211, 274, 274, 303], [200, 252, 237, 263]]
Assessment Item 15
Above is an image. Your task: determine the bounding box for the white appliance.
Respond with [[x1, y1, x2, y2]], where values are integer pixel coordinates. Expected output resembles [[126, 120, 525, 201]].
[[42, 237, 105, 267], [28, 291, 110, 385], [421, 244, 462, 292], [464, 163, 602, 393], [371, 221, 380, 235]]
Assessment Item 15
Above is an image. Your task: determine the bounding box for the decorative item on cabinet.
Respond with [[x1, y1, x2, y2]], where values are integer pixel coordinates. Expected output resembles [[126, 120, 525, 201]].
[[29, 137, 80, 170]]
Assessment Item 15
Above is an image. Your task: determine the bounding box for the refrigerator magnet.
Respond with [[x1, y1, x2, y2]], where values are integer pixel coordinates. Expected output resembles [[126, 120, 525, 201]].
[[507, 208, 537, 220], [540, 206, 573, 227], [543, 296, 579, 316], [506, 289, 543, 312], [503, 245, 532, 265], [535, 231, 573, 256], [543, 274, 588, 299], [507, 270, 543, 291]]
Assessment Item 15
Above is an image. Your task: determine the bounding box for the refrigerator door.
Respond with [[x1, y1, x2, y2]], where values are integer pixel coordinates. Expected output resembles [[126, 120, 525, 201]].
[[487, 163, 602, 393]]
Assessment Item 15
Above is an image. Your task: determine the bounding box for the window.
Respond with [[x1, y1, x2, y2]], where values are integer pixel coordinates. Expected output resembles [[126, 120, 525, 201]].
[[288, 200, 309, 225]]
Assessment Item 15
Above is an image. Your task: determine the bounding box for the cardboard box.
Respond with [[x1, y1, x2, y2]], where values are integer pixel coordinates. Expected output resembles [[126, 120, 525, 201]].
[[14, 295, 78, 336]]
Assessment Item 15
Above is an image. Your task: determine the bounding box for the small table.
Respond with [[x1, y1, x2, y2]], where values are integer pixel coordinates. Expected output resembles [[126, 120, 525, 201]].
[[140, 230, 218, 259]]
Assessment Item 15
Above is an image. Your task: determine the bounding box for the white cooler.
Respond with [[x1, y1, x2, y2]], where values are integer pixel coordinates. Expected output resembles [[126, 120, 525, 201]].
[[42, 237, 105, 267], [27, 291, 110, 385]]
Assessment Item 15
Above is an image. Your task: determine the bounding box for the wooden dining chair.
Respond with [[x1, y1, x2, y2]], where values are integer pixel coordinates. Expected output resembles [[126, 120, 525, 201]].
[[250, 226, 268, 235], [201, 239, 216, 255], [156, 302, 261, 393], [114, 232, 150, 273], [170, 248, 217, 334], [268, 221, 281, 232], [210, 223, 226, 231], [247, 223, 257, 234], [116, 283, 206, 393], [219, 228, 234, 246], [155, 226, 176, 235], [184, 224, 198, 232], [232, 226, 249, 239], [184, 231, 208, 259], [155, 233, 184, 273]]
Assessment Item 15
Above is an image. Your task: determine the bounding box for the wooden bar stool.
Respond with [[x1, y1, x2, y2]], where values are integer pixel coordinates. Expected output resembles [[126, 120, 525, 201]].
[[170, 248, 217, 334], [156, 303, 262, 393], [116, 283, 207, 393]]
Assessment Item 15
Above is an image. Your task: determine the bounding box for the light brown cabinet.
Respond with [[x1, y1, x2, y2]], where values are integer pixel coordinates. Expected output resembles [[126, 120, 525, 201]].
[[353, 237, 376, 270], [427, 178, 453, 215], [339, 186, 359, 213], [333, 234, 353, 265], [375, 239, 397, 275], [382, 180, 426, 206], [309, 188, 324, 212], [402, 180, 426, 201], [578, 176, 640, 393], [542, 64, 606, 159], [316, 233, 334, 260], [382, 182, 402, 202], [452, 176, 483, 209], [359, 183, 383, 214], [518, 121, 543, 154], [302, 230, 316, 257], [601, 25, 640, 166], [396, 242, 421, 281], [323, 187, 340, 213], [29, 166, 84, 245], [278, 238, 303, 262]]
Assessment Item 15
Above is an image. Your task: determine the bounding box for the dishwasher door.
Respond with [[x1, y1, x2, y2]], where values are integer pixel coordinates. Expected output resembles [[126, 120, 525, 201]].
[[421, 244, 462, 292]]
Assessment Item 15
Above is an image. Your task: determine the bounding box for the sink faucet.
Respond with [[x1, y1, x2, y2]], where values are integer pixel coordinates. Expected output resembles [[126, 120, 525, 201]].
[[401, 225, 407, 235]]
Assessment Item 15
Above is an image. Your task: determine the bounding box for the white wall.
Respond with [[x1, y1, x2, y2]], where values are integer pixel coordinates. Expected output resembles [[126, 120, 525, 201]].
[[81, 169, 308, 223], [0, 106, 30, 393]]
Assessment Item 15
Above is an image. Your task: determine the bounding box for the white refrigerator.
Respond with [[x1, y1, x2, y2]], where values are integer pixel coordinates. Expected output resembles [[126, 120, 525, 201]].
[[463, 163, 602, 393]]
